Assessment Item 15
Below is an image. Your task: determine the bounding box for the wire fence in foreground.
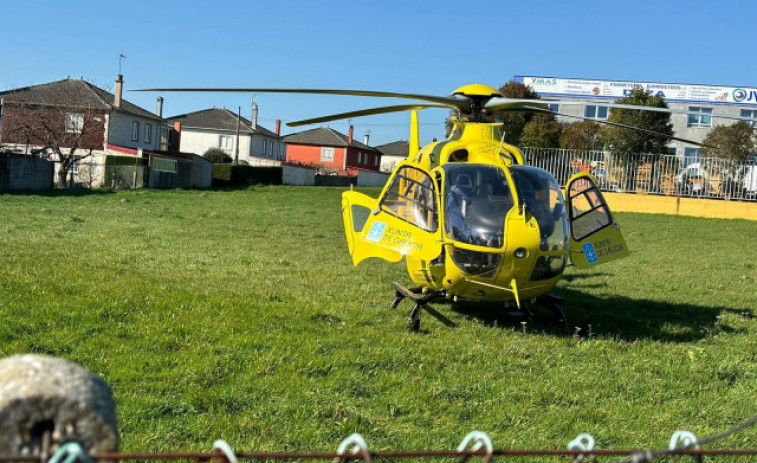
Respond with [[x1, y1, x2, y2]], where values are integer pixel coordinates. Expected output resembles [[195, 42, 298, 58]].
[[2, 414, 755, 463]]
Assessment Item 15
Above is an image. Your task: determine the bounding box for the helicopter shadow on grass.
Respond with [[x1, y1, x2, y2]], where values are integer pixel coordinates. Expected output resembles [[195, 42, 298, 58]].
[[443, 286, 747, 343]]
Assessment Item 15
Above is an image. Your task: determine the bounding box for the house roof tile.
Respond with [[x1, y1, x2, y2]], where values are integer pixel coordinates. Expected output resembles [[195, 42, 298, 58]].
[[165, 108, 279, 138], [283, 127, 379, 152], [0, 78, 161, 121], [375, 140, 409, 157]]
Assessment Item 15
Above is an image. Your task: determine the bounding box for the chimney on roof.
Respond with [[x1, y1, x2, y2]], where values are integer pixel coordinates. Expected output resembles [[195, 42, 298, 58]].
[[156, 96, 164, 118], [251, 98, 258, 130], [348, 125, 354, 145], [275, 119, 281, 136], [171, 121, 182, 153], [363, 133, 369, 145], [114, 74, 123, 109]]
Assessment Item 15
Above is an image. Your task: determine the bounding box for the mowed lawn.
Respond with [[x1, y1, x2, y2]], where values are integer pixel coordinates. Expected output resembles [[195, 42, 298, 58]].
[[0, 187, 755, 453]]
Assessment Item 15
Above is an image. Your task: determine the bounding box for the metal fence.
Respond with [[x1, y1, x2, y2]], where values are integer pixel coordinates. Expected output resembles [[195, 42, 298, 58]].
[[522, 147, 757, 202]]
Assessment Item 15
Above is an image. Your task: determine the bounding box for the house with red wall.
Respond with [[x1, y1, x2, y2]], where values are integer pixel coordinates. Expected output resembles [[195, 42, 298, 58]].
[[0, 75, 165, 186], [282, 126, 381, 175]]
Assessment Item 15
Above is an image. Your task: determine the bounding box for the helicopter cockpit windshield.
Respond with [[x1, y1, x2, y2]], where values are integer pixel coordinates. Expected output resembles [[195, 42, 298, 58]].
[[443, 164, 514, 248], [509, 166, 569, 252]]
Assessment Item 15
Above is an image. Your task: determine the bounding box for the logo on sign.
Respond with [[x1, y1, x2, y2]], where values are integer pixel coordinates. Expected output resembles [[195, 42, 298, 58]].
[[366, 221, 386, 242], [530, 77, 556, 86], [733, 88, 747, 102], [582, 242, 599, 264]]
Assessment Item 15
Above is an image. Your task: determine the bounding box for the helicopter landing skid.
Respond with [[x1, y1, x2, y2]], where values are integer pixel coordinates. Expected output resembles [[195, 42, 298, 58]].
[[391, 282, 453, 332], [506, 294, 568, 332], [536, 294, 569, 332]]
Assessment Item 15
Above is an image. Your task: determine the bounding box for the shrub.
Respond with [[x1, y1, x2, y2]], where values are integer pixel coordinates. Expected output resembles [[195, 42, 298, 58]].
[[203, 148, 233, 163], [212, 165, 282, 186]]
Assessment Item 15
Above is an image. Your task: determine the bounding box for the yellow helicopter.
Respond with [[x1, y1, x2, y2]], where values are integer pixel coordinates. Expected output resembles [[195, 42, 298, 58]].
[[138, 83, 718, 331], [339, 85, 629, 332]]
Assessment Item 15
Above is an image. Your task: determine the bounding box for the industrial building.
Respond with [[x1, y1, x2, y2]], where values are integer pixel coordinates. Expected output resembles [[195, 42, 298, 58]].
[[515, 75, 757, 159]]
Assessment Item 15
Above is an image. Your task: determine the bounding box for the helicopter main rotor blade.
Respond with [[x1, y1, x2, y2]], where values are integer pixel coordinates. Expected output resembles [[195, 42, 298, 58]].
[[519, 105, 710, 147], [486, 97, 756, 123], [134, 87, 470, 110], [287, 104, 449, 127]]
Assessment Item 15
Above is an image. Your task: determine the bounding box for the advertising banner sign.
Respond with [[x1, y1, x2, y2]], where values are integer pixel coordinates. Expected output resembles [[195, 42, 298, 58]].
[[514, 76, 757, 105]]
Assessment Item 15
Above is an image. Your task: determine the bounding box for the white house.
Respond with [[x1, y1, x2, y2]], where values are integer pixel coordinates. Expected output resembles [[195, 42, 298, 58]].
[[375, 140, 409, 173], [166, 104, 285, 165]]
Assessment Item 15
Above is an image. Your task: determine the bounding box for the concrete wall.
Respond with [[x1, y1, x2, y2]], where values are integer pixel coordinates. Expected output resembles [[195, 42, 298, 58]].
[[0, 153, 54, 191], [189, 154, 213, 188], [357, 169, 390, 187], [282, 165, 315, 186], [604, 191, 757, 221]]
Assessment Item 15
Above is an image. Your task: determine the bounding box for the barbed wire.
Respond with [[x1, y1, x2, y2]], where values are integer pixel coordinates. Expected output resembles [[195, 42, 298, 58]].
[[1, 414, 754, 463]]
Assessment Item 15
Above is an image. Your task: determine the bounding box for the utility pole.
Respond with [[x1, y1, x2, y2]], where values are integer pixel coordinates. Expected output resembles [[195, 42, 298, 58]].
[[235, 106, 241, 164], [0, 97, 4, 144]]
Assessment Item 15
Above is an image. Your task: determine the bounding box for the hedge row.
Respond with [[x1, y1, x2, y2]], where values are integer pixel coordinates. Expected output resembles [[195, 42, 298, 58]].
[[212, 165, 283, 186], [104, 155, 146, 167]]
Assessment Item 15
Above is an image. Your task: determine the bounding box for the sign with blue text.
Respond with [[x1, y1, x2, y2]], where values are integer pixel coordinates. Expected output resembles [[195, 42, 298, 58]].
[[514, 76, 757, 105]]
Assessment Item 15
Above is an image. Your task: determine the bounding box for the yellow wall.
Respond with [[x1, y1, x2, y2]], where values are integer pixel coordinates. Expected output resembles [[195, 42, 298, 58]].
[[603, 193, 757, 221]]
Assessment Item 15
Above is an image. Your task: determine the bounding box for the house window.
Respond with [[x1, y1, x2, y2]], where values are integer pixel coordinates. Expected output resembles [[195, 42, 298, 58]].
[[375, 156, 379, 167], [687, 107, 712, 128], [144, 124, 152, 143], [269, 141, 274, 156], [321, 147, 334, 162], [65, 114, 84, 134], [131, 121, 140, 141], [740, 109, 757, 128], [584, 105, 608, 120], [548, 103, 559, 113], [684, 148, 702, 166], [219, 135, 233, 154], [152, 157, 178, 173], [357, 152, 362, 164]]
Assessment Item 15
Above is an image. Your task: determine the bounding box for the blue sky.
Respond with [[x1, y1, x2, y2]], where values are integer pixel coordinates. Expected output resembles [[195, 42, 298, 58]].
[[2, 0, 756, 147]]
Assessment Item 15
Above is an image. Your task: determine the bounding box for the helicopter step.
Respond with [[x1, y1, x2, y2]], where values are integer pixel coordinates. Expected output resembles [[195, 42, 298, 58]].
[[391, 282, 454, 332]]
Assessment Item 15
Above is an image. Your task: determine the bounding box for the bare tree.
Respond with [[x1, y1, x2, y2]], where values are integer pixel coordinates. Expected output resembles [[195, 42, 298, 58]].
[[1, 97, 105, 188]]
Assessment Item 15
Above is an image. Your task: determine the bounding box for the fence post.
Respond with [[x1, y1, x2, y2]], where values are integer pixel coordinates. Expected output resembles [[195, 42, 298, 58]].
[[0, 354, 119, 456]]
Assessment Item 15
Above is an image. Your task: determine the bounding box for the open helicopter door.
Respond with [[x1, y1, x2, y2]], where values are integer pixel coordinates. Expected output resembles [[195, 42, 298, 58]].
[[342, 164, 443, 266], [564, 173, 629, 269]]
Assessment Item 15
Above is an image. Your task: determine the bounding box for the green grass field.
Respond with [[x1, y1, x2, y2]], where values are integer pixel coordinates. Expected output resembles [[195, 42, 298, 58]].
[[0, 187, 755, 454]]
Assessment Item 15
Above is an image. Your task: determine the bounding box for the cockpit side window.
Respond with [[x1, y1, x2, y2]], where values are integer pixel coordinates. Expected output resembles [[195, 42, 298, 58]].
[[380, 166, 438, 232]]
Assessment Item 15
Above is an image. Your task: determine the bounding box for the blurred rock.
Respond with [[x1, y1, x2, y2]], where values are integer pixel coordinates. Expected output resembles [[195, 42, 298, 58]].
[[0, 354, 118, 456]]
